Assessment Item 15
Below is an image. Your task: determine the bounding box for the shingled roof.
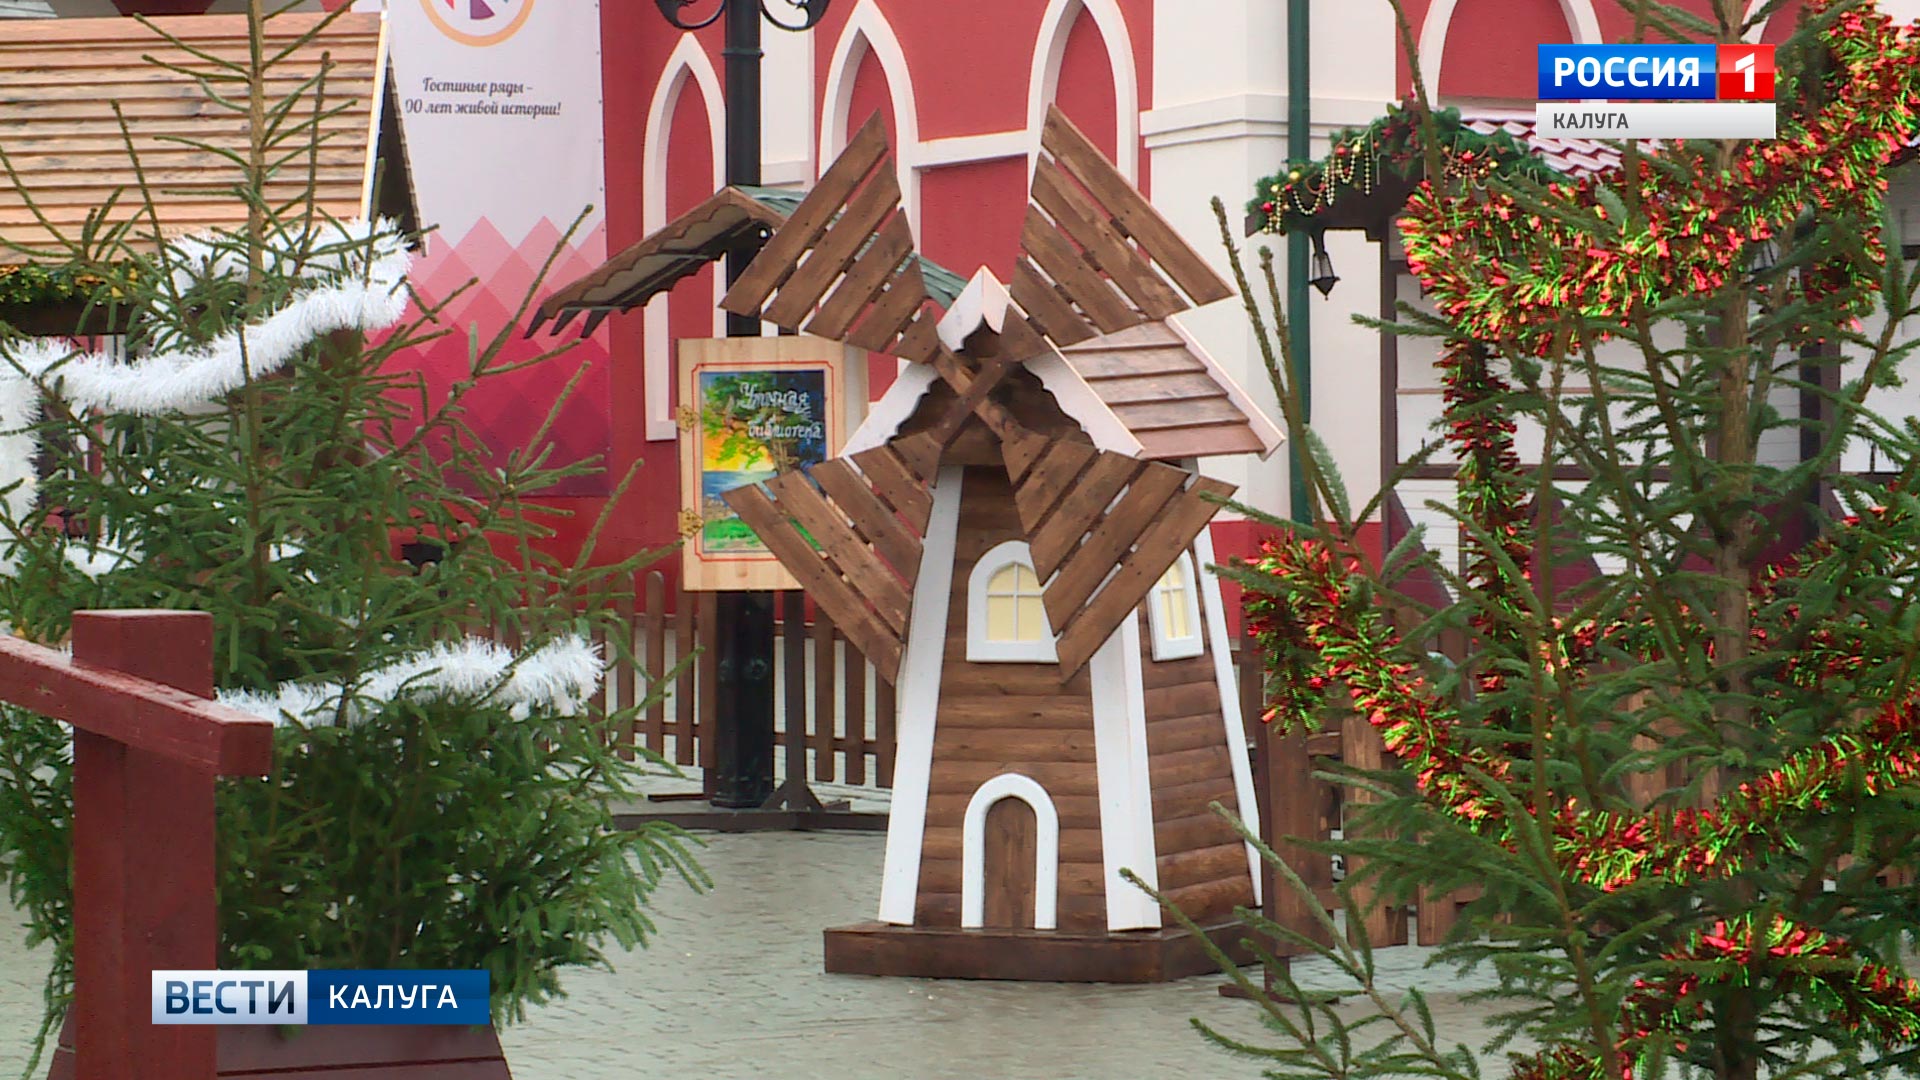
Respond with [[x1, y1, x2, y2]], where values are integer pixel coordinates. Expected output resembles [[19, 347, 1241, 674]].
[[0, 12, 400, 264]]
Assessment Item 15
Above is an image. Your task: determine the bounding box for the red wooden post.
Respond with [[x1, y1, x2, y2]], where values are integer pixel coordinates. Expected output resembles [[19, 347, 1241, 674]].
[[18, 610, 277, 1080]]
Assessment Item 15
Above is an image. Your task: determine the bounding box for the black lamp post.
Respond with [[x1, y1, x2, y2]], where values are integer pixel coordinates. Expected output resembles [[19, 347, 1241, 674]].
[[652, 0, 832, 809]]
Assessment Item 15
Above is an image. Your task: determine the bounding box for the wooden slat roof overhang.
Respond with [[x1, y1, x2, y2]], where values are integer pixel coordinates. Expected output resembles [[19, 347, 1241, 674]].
[[0, 12, 411, 266], [529, 184, 968, 340]]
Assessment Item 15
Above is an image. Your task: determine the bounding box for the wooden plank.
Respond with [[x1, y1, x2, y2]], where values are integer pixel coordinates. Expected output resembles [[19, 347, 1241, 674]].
[[643, 571, 667, 755], [933, 699, 1101, 729], [723, 113, 890, 315], [890, 308, 944, 365], [1159, 877, 1254, 925], [807, 212, 915, 341], [1055, 477, 1235, 676], [1001, 429, 1056, 486], [614, 587, 637, 760], [932, 729, 1100, 762], [1110, 397, 1253, 431], [926, 760, 1101, 796], [1157, 842, 1251, 891], [1019, 207, 1143, 335], [1147, 745, 1234, 790], [1145, 713, 1233, 755], [1144, 680, 1223, 720], [1086, 374, 1231, 406], [845, 264, 929, 352], [890, 431, 943, 484], [845, 632, 868, 786], [875, 671, 896, 787], [697, 591, 719, 777], [674, 577, 695, 766], [1067, 347, 1207, 380], [782, 591, 807, 784], [982, 798, 1039, 928], [1041, 465, 1188, 629], [809, 459, 923, 580], [1154, 811, 1244, 855], [823, 920, 1254, 982], [726, 484, 904, 680], [1010, 258, 1096, 346], [1134, 426, 1267, 460], [1012, 439, 1098, 535], [1342, 717, 1409, 947], [1040, 107, 1234, 306], [765, 473, 911, 635], [1031, 159, 1187, 319], [851, 444, 934, 528], [813, 612, 837, 783], [764, 166, 904, 327]]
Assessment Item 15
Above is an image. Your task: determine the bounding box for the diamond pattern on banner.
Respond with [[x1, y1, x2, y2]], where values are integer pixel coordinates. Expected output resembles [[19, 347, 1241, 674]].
[[395, 216, 613, 497]]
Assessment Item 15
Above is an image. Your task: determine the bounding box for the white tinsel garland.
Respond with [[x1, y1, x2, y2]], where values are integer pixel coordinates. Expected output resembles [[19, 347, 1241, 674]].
[[0, 218, 411, 559], [219, 635, 605, 729]]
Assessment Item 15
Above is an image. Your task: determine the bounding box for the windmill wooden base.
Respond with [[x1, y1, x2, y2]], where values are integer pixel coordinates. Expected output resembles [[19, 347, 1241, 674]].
[[824, 920, 1254, 983]]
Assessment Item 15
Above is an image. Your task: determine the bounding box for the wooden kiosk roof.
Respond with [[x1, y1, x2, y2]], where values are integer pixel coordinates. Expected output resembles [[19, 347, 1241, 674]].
[[0, 12, 401, 263], [530, 184, 969, 339]]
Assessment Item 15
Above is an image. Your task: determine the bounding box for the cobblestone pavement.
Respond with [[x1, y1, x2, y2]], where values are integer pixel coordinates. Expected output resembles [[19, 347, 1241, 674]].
[[0, 824, 1527, 1080]]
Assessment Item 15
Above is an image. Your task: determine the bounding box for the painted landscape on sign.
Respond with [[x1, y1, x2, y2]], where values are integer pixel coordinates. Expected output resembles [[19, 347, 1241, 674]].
[[696, 368, 829, 555]]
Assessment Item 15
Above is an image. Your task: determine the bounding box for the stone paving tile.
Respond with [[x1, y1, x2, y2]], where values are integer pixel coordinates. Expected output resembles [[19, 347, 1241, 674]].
[[0, 830, 1524, 1080]]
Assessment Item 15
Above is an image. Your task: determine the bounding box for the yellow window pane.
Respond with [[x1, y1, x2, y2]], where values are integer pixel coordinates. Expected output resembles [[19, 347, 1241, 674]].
[[1164, 594, 1190, 639], [988, 564, 1021, 597], [986, 594, 1020, 640], [1015, 594, 1047, 642]]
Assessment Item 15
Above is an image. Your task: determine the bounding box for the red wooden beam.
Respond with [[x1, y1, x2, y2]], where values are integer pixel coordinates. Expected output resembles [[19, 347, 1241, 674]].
[[60, 611, 276, 1080], [0, 623, 273, 774]]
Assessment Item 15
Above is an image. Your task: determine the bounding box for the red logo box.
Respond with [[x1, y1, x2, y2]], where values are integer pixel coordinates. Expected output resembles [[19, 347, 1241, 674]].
[[1717, 45, 1775, 100]]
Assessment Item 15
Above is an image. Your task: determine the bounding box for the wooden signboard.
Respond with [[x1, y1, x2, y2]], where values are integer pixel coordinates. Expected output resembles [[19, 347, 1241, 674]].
[[677, 335, 867, 591]]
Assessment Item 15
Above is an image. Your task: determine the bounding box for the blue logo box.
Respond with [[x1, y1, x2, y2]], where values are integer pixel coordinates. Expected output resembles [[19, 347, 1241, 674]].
[[1538, 45, 1719, 100]]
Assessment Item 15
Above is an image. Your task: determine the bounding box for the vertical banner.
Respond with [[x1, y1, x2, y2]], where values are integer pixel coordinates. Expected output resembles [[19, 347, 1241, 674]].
[[385, 0, 610, 497]]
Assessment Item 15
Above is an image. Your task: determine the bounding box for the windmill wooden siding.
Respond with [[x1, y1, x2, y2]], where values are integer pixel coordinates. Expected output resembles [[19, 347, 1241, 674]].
[[1139, 625, 1255, 925], [0, 13, 389, 261], [915, 467, 1108, 932]]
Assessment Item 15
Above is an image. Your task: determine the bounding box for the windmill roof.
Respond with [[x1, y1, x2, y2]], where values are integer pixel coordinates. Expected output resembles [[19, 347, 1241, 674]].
[[845, 316, 1282, 462], [0, 12, 397, 265]]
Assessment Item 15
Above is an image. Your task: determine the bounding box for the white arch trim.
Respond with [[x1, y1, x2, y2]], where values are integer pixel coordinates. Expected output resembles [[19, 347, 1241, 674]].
[[1418, 0, 1601, 102], [641, 34, 727, 441], [966, 539, 1060, 662], [820, 0, 922, 239], [1026, 0, 1140, 182], [961, 773, 1061, 930]]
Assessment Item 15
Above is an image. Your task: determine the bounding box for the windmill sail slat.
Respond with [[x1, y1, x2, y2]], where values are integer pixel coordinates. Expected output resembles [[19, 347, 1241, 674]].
[[845, 265, 929, 352], [1040, 463, 1188, 629], [1053, 477, 1236, 677], [763, 166, 904, 327], [722, 114, 892, 318], [1027, 453, 1142, 579], [1019, 207, 1144, 335], [1010, 258, 1096, 347], [1030, 159, 1187, 320], [851, 443, 934, 528], [807, 213, 916, 341], [810, 459, 924, 578], [724, 483, 905, 683], [1038, 107, 1234, 308], [1011, 439, 1097, 534], [765, 473, 913, 636]]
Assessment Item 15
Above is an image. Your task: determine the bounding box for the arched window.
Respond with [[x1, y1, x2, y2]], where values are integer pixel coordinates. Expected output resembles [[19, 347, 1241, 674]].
[[1146, 552, 1204, 661], [967, 540, 1058, 662]]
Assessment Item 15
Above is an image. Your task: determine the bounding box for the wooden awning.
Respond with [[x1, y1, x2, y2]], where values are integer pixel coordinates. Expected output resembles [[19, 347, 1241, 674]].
[[0, 12, 407, 264], [529, 184, 968, 339]]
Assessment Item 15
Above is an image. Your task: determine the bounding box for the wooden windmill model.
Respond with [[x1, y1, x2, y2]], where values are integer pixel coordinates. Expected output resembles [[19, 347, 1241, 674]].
[[722, 107, 1284, 982]]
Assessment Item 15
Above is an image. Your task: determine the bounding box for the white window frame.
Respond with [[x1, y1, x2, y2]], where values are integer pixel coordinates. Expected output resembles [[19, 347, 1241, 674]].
[[966, 540, 1058, 663], [1146, 551, 1205, 661]]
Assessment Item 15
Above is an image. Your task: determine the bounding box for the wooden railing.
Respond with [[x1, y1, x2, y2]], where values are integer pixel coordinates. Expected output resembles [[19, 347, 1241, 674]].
[[3, 610, 275, 1080]]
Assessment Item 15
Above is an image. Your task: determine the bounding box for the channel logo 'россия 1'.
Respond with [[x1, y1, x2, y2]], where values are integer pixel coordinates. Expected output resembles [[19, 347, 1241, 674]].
[[1534, 44, 1775, 139]]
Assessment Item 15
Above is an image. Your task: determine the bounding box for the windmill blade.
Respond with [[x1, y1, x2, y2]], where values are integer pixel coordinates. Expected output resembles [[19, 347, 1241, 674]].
[[1004, 436, 1235, 680], [720, 440, 940, 685], [1010, 106, 1236, 349], [721, 114, 935, 357]]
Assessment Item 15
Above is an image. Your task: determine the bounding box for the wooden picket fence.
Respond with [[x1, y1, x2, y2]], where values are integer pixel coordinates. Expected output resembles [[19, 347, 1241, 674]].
[[585, 571, 899, 788]]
